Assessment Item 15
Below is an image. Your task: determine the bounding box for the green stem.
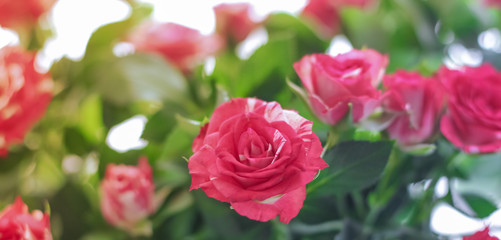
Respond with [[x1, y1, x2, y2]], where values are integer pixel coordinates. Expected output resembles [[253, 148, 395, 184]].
[[290, 220, 344, 235], [351, 191, 366, 219]]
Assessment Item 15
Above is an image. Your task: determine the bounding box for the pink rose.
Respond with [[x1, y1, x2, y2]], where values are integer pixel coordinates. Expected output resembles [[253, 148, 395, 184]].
[[127, 22, 223, 73], [0, 46, 53, 156], [214, 3, 260, 44], [0, 196, 52, 240], [301, 0, 340, 39], [439, 64, 501, 153], [484, 0, 501, 8], [100, 157, 157, 232], [382, 71, 445, 146], [189, 98, 328, 223], [301, 0, 376, 38], [0, 0, 57, 29], [293, 49, 388, 125], [463, 227, 499, 240]]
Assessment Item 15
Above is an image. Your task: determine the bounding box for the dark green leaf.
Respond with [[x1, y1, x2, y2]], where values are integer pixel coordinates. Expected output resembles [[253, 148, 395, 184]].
[[141, 109, 177, 143], [308, 141, 394, 196], [462, 193, 498, 218]]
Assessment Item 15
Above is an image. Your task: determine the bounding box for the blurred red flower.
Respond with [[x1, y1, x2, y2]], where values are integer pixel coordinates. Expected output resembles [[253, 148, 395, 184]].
[[214, 3, 260, 44], [463, 227, 499, 240], [0, 0, 57, 29], [100, 157, 157, 233], [0, 46, 53, 156], [382, 70, 445, 146], [0, 196, 52, 240], [439, 64, 501, 153], [127, 22, 223, 73]]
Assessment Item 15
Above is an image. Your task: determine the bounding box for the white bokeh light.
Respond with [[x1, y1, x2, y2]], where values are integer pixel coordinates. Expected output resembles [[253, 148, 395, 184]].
[[106, 115, 148, 153]]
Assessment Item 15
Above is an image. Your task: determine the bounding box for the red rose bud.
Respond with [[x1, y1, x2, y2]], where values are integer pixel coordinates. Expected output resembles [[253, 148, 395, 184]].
[[189, 98, 328, 224], [0, 0, 57, 29], [382, 71, 445, 146], [463, 227, 500, 240], [0, 196, 52, 240], [439, 64, 501, 153], [0, 46, 53, 156], [100, 157, 157, 234], [127, 22, 223, 73], [294, 49, 388, 125], [214, 3, 260, 44]]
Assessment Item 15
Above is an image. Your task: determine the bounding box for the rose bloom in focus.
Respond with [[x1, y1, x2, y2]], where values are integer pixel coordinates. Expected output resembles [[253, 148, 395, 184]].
[[439, 64, 501, 153], [0, 46, 53, 156], [100, 157, 158, 235], [127, 22, 223, 73], [0, 0, 57, 29], [463, 227, 499, 240], [189, 98, 328, 223], [0, 196, 52, 240], [382, 71, 445, 146], [214, 3, 260, 44], [294, 49, 388, 125]]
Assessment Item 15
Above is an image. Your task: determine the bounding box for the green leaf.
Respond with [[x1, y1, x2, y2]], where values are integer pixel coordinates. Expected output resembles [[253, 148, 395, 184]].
[[236, 36, 295, 97], [462, 193, 498, 218], [308, 141, 394, 196], [84, 3, 152, 58], [77, 94, 104, 144], [353, 129, 382, 142], [95, 53, 187, 105], [141, 108, 177, 143], [265, 13, 327, 56], [400, 144, 436, 156]]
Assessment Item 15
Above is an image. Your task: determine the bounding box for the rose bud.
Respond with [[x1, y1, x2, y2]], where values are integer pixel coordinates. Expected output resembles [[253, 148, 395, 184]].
[[214, 3, 260, 44], [0, 0, 57, 29], [127, 22, 223, 73], [463, 227, 499, 240], [0, 46, 53, 156], [382, 71, 445, 146], [439, 64, 501, 153], [293, 49, 388, 125], [0, 196, 52, 240], [189, 98, 328, 224], [100, 157, 158, 235]]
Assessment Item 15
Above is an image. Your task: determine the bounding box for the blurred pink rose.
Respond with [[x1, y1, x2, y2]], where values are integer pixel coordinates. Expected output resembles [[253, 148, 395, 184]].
[[484, 0, 501, 8], [301, 0, 340, 39], [463, 227, 499, 240], [214, 3, 260, 44], [293, 49, 388, 125], [439, 64, 501, 153], [382, 71, 445, 146], [189, 98, 327, 223], [128, 22, 223, 73], [0, 196, 52, 240], [100, 157, 157, 232], [0, 0, 57, 29], [0, 46, 53, 156], [301, 0, 376, 38]]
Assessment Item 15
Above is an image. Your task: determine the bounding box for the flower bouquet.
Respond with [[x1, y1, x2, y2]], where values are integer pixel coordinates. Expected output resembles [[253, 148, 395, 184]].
[[0, 0, 501, 239]]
